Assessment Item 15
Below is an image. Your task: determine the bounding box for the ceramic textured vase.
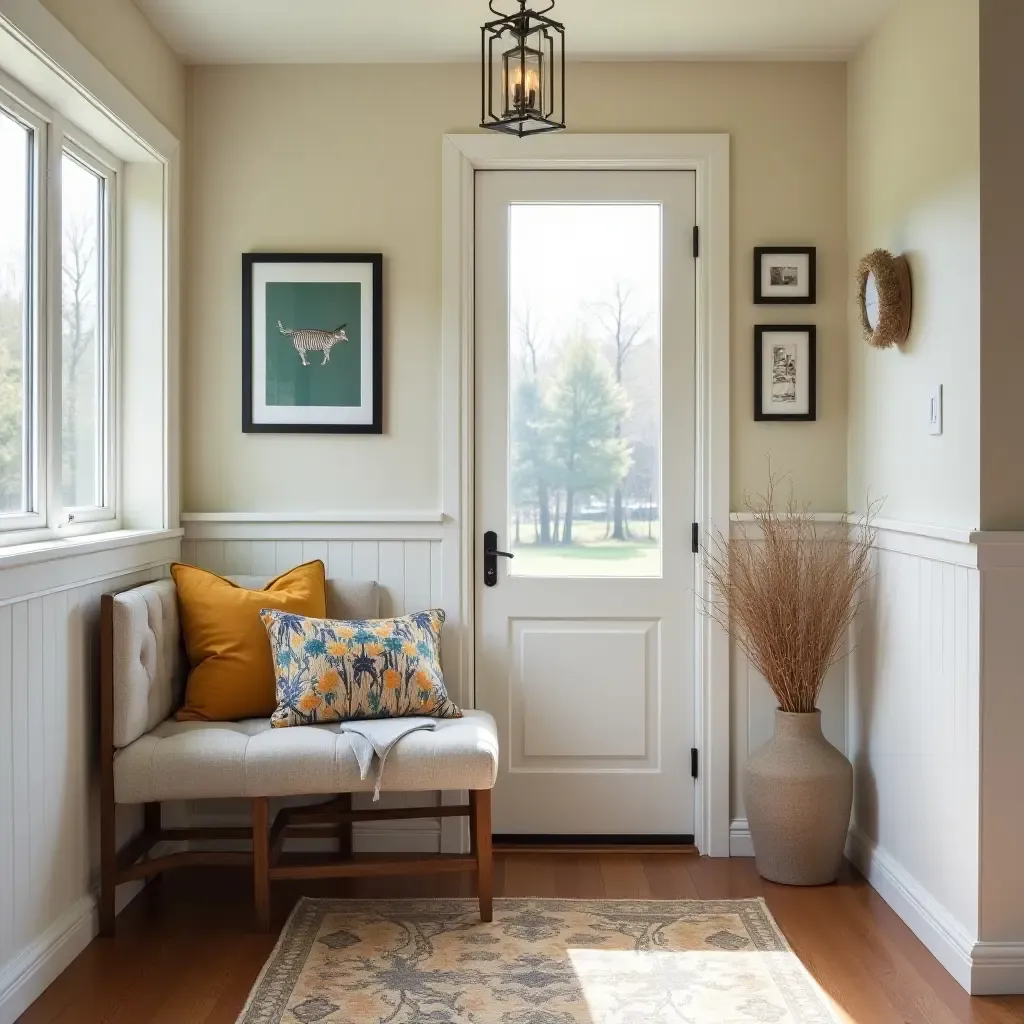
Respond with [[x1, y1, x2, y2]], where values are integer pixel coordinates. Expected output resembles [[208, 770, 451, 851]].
[[744, 709, 853, 885]]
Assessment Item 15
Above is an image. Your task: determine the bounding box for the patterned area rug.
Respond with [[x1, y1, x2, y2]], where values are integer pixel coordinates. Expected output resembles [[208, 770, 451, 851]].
[[237, 897, 838, 1023]]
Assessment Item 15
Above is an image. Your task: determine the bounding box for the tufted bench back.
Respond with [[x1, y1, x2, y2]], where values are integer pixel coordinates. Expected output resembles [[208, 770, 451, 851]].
[[109, 574, 379, 749]]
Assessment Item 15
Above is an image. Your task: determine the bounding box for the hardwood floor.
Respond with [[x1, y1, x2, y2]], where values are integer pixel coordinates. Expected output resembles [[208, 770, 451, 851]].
[[18, 853, 1024, 1024]]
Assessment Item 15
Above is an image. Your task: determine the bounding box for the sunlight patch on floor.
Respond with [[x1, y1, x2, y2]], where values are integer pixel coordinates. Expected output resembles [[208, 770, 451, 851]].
[[567, 947, 854, 1023]]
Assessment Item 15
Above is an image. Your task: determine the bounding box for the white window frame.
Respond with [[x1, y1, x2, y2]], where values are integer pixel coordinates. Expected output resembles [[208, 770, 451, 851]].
[[0, 67, 121, 546], [55, 135, 120, 528]]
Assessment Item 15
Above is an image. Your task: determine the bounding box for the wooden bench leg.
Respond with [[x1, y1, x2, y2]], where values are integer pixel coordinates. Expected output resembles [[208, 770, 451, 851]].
[[143, 803, 162, 890], [470, 789, 493, 923], [252, 797, 271, 932], [337, 793, 353, 859]]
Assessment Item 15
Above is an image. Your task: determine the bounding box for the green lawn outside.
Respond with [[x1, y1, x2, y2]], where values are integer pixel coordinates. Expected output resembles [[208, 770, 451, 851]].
[[509, 519, 662, 578]]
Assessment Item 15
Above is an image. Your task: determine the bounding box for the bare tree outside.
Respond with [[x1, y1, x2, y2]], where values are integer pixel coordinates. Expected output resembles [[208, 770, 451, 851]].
[[0, 125, 106, 521], [0, 112, 30, 514], [595, 282, 649, 541], [61, 153, 102, 510]]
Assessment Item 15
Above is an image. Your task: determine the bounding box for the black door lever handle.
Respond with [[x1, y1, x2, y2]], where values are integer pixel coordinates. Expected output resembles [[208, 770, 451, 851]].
[[483, 530, 514, 587]]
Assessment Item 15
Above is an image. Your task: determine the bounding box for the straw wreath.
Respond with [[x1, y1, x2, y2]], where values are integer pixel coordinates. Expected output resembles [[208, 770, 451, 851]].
[[856, 248, 912, 349]]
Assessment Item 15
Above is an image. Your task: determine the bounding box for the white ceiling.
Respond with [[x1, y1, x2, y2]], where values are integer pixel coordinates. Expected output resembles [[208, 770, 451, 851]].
[[133, 0, 895, 65]]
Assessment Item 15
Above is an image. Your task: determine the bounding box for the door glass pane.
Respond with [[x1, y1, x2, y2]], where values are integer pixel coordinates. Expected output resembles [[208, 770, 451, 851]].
[[508, 204, 661, 578], [0, 109, 32, 515], [61, 152, 104, 509]]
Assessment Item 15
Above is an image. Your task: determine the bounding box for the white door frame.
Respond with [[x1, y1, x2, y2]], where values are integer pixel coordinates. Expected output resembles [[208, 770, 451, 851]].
[[439, 133, 731, 856]]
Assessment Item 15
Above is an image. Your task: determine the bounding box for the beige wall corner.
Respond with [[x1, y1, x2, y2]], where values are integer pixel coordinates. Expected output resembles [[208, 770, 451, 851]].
[[979, 0, 1024, 531], [37, 0, 186, 139], [846, 0, 980, 530]]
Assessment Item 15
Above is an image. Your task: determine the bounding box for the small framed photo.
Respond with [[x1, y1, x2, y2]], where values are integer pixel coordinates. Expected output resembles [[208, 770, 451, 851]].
[[754, 325, 816, 422], [754, 246, 816, 304], [242, 252, 383, 433]]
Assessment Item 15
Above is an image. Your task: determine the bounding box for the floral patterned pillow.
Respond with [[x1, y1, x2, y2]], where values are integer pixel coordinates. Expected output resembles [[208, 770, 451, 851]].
[[260, 608, 462, 727]]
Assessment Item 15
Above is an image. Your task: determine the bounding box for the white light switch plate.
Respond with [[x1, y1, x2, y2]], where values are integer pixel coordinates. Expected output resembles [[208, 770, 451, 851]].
[[928, 385, 943, 435]]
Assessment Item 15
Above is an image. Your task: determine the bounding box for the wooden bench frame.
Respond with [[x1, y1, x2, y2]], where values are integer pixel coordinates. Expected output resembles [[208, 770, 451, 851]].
[[99, 592, 493, 935]]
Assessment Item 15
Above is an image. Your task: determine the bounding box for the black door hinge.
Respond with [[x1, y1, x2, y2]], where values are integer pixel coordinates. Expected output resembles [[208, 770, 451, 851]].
[[691, 522, 699, 554], [692, 225, 700, 258], [691, 747, 699, 779]]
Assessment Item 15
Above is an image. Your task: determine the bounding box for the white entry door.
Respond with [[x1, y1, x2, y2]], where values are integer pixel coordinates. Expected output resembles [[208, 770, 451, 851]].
[[474, 170, 697, 837]]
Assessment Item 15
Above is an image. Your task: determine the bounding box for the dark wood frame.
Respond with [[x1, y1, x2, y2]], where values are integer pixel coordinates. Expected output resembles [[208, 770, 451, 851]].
[[241, 252, 384, 434], [753, 325, 817, 422], [753, 246, 817, 305], [99, 591, 492, 935]]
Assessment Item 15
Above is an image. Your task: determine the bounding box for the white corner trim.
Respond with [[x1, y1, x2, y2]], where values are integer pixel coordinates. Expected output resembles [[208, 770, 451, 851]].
[[443, 132, 731, 858], [971, 532, 1024, 570], [845, 826, 976, 993], [729, 818, 754, 857]]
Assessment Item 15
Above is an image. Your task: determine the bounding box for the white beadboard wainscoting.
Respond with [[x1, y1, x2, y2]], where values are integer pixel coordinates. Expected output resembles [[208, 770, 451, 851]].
[[179, 514, 455, 856], [0, 532, 181, 1024], [845, 520, 1024, 995], [726, 514, 1024, 993]]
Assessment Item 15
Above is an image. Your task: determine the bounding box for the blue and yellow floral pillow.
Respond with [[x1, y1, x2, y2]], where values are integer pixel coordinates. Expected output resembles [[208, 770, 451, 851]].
[[260, 608, 462, 727]]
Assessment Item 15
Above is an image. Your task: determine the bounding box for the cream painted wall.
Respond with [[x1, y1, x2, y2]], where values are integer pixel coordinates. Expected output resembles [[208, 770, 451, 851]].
[[183, 61, 847, 514], [846, 0, 980, 529], [37, 0, 185, 138]]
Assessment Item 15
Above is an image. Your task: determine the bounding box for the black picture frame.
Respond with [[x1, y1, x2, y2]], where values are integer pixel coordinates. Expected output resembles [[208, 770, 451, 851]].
[[242, 252, 384, 434], [754, 246, 817, 305], [754, 325, 817, 422]]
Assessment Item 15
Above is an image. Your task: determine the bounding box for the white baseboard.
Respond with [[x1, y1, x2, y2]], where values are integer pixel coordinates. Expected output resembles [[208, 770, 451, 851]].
[[0, 881, 145, 1024], [969, 942, 1024, 996], [0, 897, 95, 1024], [845, 826, 977, 992], [729, 818, 754, 857]]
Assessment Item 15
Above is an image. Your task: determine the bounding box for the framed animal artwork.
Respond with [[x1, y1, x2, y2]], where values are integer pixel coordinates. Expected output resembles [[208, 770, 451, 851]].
[[242, 252, 383, 433]]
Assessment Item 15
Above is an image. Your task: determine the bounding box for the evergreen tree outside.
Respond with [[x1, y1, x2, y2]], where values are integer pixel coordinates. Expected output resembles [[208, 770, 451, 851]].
[[543, 338, 631, 544]]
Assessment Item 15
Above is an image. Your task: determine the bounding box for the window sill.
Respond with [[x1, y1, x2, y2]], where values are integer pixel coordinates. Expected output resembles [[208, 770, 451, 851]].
[[0, 527, 183, 573]]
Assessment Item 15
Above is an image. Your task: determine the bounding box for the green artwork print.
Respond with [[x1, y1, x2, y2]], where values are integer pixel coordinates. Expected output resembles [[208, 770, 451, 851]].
[[265, 281, 362, 408]]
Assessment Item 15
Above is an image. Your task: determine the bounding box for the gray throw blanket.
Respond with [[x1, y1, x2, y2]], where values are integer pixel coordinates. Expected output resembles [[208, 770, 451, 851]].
[[339, 718, 437, 801]]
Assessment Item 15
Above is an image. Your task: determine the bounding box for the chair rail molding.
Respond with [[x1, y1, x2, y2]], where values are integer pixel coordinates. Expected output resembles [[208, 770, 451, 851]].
[[180, 512, 444, 542]]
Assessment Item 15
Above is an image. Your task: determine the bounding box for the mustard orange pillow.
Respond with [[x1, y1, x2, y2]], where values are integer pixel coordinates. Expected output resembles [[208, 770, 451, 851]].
[[173, 560, 326, 722]]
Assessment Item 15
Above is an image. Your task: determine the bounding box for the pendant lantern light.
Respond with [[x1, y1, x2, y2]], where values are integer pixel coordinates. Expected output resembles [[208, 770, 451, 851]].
[[480, 0, 566, 136]]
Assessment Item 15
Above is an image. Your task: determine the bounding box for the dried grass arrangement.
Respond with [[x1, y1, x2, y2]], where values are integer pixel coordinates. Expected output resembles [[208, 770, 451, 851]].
[[703, 476, 876, 714]]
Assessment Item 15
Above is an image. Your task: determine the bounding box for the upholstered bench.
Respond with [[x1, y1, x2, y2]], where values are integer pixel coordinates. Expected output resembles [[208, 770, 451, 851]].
[[100, 575, 498, 934]]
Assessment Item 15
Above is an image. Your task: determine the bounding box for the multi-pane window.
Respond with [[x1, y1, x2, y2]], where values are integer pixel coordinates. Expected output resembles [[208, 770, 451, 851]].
[[0, 86, 117, 540]]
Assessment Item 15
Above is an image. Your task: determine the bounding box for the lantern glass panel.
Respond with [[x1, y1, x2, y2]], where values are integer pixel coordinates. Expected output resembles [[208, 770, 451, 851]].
[[502, 45, 543, 116]]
